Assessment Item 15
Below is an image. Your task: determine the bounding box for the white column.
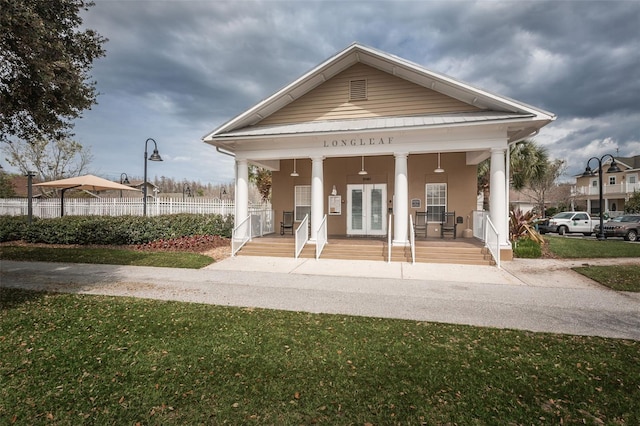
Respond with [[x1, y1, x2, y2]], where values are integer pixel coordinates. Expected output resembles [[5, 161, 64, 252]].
[[393, 152, 409, 246], [310, 156, 324, 243], [489, 148, 509, 246], [236, 159, 249, 237], [586, 199, 591, 214]]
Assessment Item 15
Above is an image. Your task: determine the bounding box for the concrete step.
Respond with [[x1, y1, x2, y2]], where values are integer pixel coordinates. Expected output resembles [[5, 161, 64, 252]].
[[237, 238, 494, 265]]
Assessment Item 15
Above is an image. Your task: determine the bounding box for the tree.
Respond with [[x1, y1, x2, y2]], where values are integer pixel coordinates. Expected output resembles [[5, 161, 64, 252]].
[[249, 165, 272, 202], [0, 171, 16, 197], [2, 137, 92, 183], [0, 0, 107, 143], [526, 159, 567, 217], [477, 140, 554, 210], [625, 191, 640, 213]]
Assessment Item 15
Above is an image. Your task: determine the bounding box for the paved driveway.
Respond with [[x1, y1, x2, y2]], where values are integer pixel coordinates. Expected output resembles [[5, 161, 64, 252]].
[[1, 258, 639, 340]]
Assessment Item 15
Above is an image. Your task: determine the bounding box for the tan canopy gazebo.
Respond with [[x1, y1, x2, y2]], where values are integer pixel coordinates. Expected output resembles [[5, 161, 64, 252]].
[[34, 174, 139, 216]]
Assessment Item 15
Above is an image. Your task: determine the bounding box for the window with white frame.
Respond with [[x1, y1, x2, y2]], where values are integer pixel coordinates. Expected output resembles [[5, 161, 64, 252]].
[[294, 185, 311, 222], [591, 179, 598, 187], [426, 183, 447, 222]]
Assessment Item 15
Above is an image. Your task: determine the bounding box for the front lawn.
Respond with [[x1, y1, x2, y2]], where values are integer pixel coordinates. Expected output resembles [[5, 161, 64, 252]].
[[1, 288, 638, 425], [573, 265, 640, 292], [546, 235, 640, 258]]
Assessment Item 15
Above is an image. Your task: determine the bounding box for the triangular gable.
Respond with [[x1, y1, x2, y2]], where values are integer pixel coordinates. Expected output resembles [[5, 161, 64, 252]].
[[203, 42, 555, 141], [258, 63, 481, 126]]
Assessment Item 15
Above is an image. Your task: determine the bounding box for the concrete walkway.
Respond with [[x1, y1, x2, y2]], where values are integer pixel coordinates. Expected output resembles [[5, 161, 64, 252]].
[[1, 257, 639, 340]]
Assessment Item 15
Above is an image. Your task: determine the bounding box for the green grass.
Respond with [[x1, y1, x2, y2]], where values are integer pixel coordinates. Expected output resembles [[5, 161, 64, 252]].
[[573, 265, 640, 292], [0, 246, 213, 269], [1, 288, 638, 425], [546, 235, 640, 258], [513, 238, 542, 258]]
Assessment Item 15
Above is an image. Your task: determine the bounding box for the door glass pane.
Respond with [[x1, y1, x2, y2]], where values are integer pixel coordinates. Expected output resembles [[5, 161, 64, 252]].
[[351, 189, 363, 230], [370, 188, 382, 230]]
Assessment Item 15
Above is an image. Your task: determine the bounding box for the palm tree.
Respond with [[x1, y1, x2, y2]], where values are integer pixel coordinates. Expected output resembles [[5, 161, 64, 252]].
[[477, 139, 550, 208]]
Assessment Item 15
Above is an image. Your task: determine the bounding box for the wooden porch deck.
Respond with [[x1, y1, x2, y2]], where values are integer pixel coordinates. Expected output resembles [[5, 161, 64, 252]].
[[237, 234, 494, 265]]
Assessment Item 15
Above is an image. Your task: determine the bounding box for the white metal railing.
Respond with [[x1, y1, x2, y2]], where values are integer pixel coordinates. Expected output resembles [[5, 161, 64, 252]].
[[316, 215, 327, 260], [572, 182, 640, 196], [294, 214, 309, 259], [249, 208, 275, 237], [473, 210, 486, 240], [232, 214, 251, 256], [484, 215, 500, 269], [408, 214, 415, 264], [387, 214, 393, 263]]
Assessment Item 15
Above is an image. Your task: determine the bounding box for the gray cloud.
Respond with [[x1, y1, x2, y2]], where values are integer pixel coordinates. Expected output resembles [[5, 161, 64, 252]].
[[49, 0, 638, 185]]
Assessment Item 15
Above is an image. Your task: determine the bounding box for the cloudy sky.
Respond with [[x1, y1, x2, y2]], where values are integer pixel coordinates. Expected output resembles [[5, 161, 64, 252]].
[[57, 0, 640, 185]]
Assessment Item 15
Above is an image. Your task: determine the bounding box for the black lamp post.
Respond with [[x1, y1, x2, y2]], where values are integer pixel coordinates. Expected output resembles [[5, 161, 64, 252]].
[[182, 184, 191, 201], [26, 171, 36, 224], [143, 138, 162, 216], [119, 173, 130, 198], [582, 154, 621, 240]]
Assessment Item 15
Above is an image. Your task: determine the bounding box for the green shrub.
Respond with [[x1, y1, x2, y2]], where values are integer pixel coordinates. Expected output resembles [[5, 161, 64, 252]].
[[513, 238, 542, 258], [0, 215, 33, 242], [20, 214, 234, 245]]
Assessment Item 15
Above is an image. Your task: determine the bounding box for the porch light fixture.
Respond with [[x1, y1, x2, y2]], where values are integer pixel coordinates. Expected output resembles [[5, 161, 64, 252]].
[[290, 158, 299, 177], [358, 156, 368, 175], [434, 152, 445, 173], [143, 138, 163, 216], [582, 154, 621, 240]]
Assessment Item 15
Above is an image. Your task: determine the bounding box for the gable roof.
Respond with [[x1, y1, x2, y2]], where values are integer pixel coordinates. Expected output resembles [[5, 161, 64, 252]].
[[204, 42, 555, 145]]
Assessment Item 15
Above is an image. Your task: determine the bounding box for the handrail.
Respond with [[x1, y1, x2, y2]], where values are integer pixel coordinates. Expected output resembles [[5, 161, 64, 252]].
[[484, 215, 501, 268], [316, 214, 328, 260], [231, 214, 251, 256], [409, 214, 415, 264], [387, 213, 392, 263], [294, 214, 309, 259]]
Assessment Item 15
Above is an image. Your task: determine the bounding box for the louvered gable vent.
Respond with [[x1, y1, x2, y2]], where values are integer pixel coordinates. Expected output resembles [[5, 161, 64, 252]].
[[349, 79, 367, 101]]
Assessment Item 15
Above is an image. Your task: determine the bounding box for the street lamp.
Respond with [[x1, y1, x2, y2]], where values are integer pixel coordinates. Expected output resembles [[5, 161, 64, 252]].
[[143, 138, 162, 216], [582, 154, 621, 240], [182, 184, 191, 201], [119, 173, 130, 198], [220, 186, 227, 199]]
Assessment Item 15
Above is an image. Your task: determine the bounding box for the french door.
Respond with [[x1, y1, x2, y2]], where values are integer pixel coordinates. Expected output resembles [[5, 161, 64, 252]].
[[347, 184, 387, 236]]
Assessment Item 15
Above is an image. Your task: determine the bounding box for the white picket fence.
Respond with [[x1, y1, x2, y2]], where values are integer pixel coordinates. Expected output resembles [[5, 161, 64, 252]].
[[0, 197, 266, 219]]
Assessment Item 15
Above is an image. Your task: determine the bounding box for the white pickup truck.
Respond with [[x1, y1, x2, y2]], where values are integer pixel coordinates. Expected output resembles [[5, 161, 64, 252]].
[[539, 211, 599, 236]]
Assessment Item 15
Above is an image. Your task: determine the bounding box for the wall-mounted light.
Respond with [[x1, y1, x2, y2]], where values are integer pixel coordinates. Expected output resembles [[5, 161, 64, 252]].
[[358, 156, 368, 175], [434, 152, 444, 173], [290, 158, 299, 177]]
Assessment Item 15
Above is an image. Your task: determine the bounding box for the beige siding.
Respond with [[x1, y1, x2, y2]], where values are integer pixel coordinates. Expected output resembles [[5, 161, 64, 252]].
[[272, 153, 477, 237], [259, 63, 480, 126]]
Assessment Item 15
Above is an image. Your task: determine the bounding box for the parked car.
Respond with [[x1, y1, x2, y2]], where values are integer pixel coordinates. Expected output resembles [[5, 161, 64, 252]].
[[539, 211, 599, 236], [595, 214, 640, 241]]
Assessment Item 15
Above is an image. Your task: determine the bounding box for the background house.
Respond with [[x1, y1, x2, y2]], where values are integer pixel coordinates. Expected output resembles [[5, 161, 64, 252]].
[[572, 155, 640, 216]]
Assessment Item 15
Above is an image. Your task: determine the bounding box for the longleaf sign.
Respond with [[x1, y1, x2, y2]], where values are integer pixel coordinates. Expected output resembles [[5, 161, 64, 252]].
[[323, 136, 394, 148]]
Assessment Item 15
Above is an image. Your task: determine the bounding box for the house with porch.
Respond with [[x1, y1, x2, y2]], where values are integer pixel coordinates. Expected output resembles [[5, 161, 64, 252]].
[[203, 43, 556, 263], [572, 155, 640, 216]]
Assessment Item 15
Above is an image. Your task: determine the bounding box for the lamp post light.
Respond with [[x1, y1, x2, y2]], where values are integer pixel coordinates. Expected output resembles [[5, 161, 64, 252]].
[[143, 138, 163, 216], [182, 184, 191, 201], [582, 154, 621, 240], [119, 173, 130, 198]]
